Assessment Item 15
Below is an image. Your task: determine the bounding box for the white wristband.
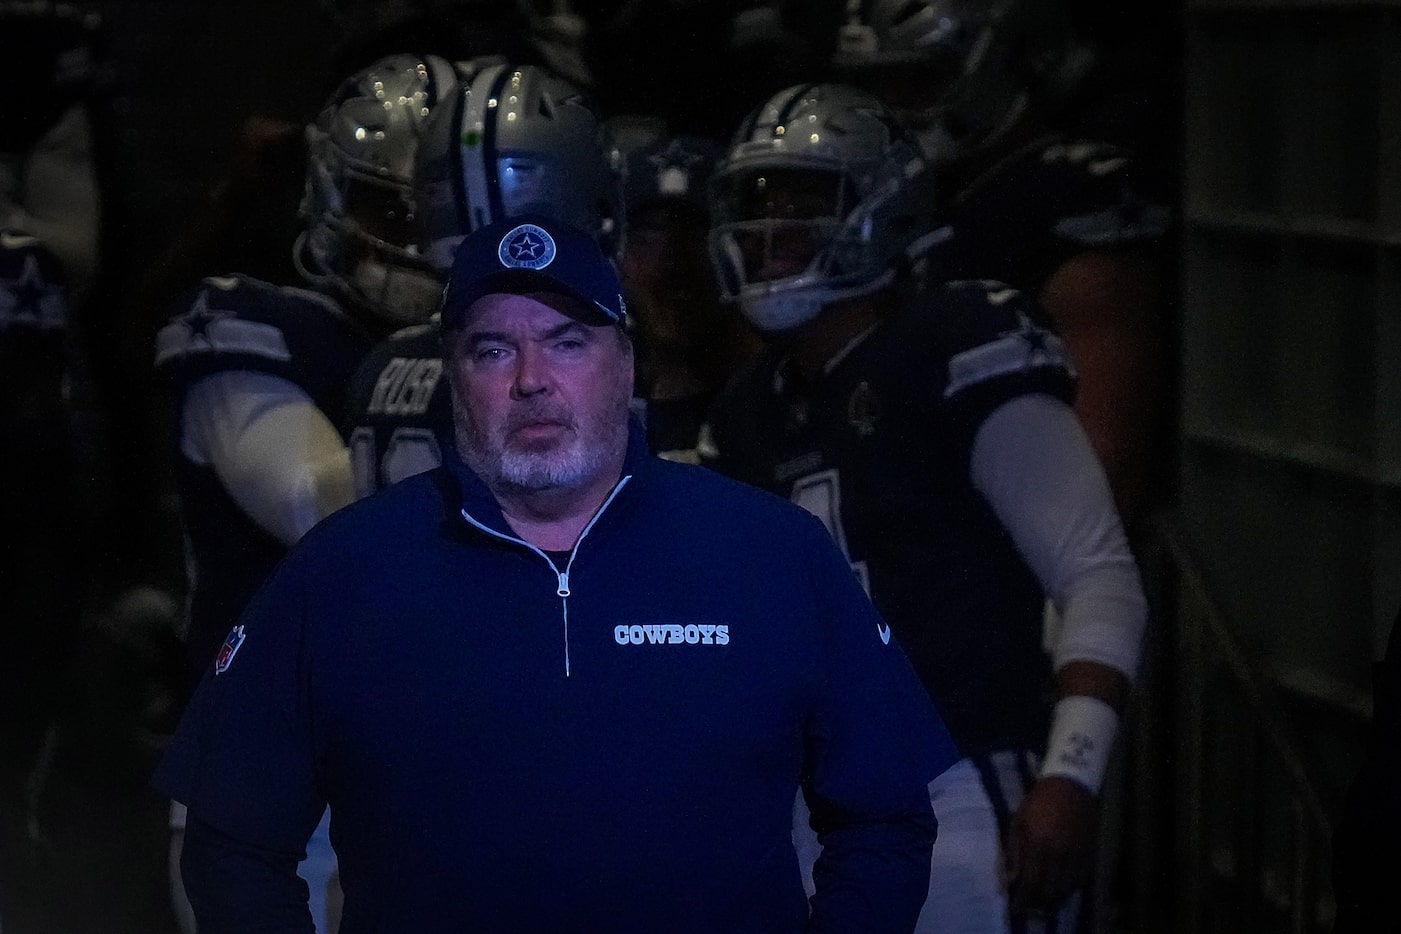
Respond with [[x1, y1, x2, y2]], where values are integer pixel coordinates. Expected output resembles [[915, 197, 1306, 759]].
[[1039, 695, 1120, 795]]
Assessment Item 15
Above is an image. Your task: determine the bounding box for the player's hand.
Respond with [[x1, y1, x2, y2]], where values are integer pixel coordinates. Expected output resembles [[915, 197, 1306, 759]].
[[1004, 775, 1097, 918]]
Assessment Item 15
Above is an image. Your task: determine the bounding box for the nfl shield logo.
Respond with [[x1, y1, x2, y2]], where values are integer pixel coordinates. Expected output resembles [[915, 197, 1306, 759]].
[[215, 625, 246, 675]]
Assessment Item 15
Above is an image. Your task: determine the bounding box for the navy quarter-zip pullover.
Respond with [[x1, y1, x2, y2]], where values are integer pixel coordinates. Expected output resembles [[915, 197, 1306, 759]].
[[155, 422, 958, 933]]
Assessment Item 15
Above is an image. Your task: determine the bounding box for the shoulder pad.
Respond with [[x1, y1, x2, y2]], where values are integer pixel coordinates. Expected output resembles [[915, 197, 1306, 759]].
[[1036, 139, 1134, 179], [928, 280, 1075, 399], [1036, 139, 1173, 246], [383, 320, 441, 348], [154, 275, 348, 369]]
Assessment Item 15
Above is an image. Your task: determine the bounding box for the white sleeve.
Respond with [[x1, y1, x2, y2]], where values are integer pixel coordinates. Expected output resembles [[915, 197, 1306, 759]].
[[968, 393, 1148, 680], [180, 371, 354, 547], [0, 103, 101, 303]]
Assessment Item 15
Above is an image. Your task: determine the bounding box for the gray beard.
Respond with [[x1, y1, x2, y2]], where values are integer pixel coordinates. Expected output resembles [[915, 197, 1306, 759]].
[[492, 436, 609, 493], [456, 395, 630, 497]]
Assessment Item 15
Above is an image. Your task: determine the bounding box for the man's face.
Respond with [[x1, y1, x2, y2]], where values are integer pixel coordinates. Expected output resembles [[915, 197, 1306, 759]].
[[718, 168, 850, 284], [447, 290, 634, 495]]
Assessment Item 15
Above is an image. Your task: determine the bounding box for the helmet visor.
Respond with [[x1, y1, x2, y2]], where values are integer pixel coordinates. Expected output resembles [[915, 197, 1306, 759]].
[[710, 168, 857, 288], [338, 167, 421, 249]]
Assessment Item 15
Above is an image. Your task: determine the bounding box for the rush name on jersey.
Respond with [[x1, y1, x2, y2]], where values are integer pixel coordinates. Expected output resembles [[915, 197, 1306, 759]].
[[344, 319, 451, 499], [703, 279, 1075, 753]]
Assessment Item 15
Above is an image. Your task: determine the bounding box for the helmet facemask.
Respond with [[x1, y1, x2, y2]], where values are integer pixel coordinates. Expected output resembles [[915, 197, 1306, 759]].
[[709, 168, 888, 332], [298, 53, 455, 327], [708, 85, 933, 333]]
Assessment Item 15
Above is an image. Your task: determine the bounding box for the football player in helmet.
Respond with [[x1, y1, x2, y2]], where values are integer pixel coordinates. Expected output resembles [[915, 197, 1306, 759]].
[[832, 0, 1173, 528], [296, 55, 461, 329], [0, 230, 81, 930], [156, 52, 458, 934], [608, 116, 758, 461], [0, 0, 106, 305], [345, 59, 621, 499], [829, 0, 1092, 165], [701, 82, 1148, 934]]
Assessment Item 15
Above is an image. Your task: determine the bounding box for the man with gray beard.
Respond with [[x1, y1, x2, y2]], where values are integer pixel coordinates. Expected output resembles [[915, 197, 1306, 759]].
[[154, 214, 958, 933]]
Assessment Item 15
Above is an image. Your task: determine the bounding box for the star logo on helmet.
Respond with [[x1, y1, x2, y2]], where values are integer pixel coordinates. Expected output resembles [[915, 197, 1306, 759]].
[[648, 140, 705, 175], [498, 224, 557, 270], [642, 139, 714, 198]]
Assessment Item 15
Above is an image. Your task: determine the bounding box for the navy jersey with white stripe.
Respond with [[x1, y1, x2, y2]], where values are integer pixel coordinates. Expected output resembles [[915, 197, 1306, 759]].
[[155, 274, 375, 689], [703, 280, 1075, 754]]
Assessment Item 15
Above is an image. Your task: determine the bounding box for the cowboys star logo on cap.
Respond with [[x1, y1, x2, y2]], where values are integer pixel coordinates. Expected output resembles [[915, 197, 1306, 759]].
[[498, 224, 557, 271], [442, 213, 627, 328]]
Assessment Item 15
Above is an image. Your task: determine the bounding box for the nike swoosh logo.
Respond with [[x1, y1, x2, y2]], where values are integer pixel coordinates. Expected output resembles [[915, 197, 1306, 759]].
[[876, 620, 891, 645]]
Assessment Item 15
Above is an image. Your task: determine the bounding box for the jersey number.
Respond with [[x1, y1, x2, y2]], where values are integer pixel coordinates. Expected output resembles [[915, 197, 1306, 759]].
[[790, 469, 870, 595], [349, 426, 443, 499]]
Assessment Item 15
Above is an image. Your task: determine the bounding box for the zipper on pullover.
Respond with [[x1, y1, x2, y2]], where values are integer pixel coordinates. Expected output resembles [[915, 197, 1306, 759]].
[[459, 475, 632, 677]]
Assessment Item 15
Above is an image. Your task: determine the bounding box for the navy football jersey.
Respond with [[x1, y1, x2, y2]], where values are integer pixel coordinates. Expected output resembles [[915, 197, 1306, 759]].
[[703, 280, 1075, 754], [1, 231, 79, 753], [0, 231, 74, 576], [344, 320, 451, 499], [155, 274, 375, 689], [927, 135, 1173, 295], [638, 392, 714, 464], [0, 231, 67, 426]]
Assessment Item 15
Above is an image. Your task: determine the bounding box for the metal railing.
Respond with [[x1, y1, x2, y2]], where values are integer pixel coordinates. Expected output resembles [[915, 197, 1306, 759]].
[[1093, 510, 1343, 934]]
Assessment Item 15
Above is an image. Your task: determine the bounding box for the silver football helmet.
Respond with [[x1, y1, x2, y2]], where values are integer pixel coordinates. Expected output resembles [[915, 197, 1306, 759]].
[[413, 60, 620, 272], [298, 52, 458, 326], [831, 0, 1092, 163], [707, 83, 935, 333]]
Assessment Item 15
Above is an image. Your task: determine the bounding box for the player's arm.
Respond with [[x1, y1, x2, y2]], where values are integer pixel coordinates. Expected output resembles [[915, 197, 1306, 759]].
[[0, 104, 101, 304], [182, 370, 355, 545], [798, 515, 958, 933], [153, 541, 326, 933], [1038, 248, 1165, 527], [181, 813, 314, 934], [968, 392, 1148, 914]]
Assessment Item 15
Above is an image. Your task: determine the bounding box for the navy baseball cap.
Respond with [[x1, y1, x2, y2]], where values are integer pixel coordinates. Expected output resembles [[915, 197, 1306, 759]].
[[441, 214, 627, 329]]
